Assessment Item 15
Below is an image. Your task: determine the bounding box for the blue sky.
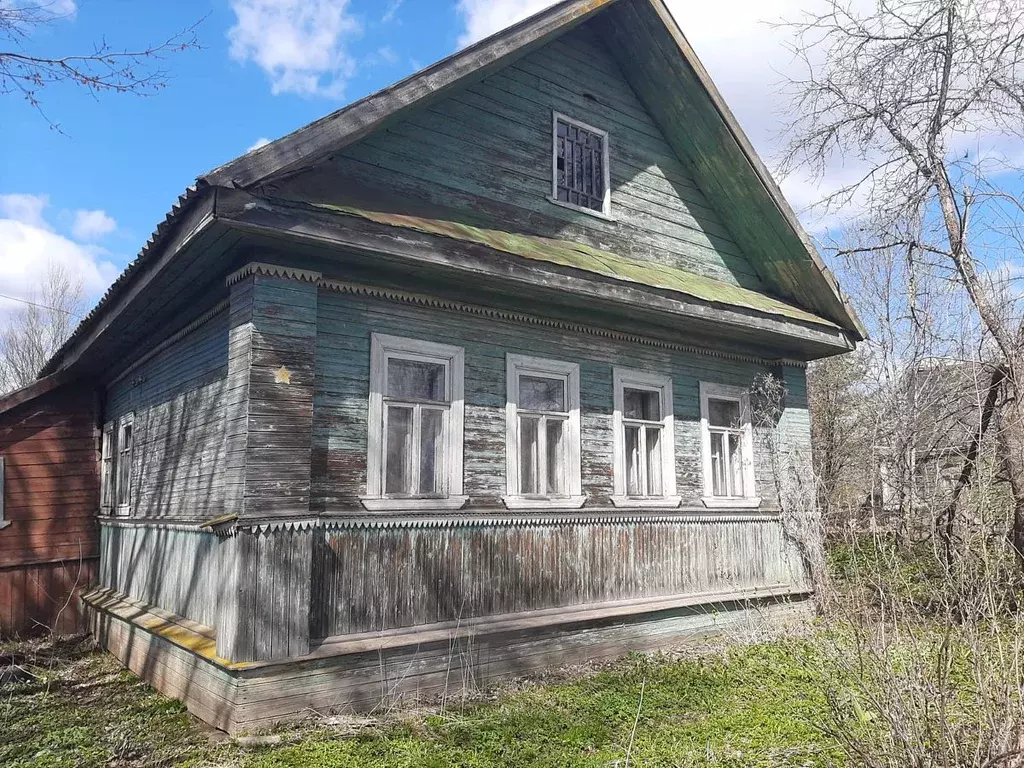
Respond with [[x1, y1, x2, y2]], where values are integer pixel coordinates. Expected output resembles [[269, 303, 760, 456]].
[[2, 0, 1020, 327]]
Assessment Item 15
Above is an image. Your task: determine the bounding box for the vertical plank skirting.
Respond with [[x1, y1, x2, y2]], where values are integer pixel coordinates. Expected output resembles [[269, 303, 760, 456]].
[[99, 524, 222, 628], [314, 517, 804, 637], [222, 527, 313, 663]]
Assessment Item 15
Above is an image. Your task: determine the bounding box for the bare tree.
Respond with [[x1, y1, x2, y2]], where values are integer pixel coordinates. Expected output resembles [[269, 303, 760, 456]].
[[0, 261, 83, 394], [781, 0, 1024, 557], [1, 1, 201, 128]]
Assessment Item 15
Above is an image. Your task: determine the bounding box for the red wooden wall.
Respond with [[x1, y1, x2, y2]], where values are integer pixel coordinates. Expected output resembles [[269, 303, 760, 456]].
[[0, 383, 99, 637]]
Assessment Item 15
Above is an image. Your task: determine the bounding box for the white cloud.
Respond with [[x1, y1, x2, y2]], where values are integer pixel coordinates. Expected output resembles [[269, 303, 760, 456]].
[[71, 209, 116, 241], [455, 0, 557, 48], [0, 193, 49, 230], [382, 0, 403, 23], [0, 193, 120, 319], [376, 46, 398, 65], [247, 136, 272, 152], [227, 0, 361, 98]]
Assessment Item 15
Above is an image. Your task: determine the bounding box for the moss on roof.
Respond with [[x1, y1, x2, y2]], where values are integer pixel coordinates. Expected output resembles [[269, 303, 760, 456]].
[[314, 203, 838, 328]]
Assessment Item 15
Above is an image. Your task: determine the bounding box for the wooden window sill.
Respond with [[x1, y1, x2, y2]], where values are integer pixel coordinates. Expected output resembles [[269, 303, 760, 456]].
[[546, 195, 615, 222], [0, 520, 10, 530], [610, 496, 682, 509], [701, 496, 762, 509], [502, 495, 587, 510], [360, 496, 469, 512]]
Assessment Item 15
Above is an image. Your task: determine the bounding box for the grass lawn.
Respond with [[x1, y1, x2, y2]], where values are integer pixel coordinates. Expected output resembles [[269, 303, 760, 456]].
[[0, 633, 845, 768]]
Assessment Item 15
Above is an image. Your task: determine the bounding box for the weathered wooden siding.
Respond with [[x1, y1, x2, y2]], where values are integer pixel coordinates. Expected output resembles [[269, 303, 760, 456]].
[[0, 384, 99, 637], [313, 516, 803, 637], [278, 24, 762, 291], [223, 273, 317, 519], [312, 287, 811, 511], [0, 558, 99, 637], [99, 522, 223, 628], [105, 309, 230, 520]]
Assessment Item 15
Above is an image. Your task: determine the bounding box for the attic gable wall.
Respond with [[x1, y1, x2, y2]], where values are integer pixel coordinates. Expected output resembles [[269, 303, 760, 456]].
[[270, 24, 766, 292]]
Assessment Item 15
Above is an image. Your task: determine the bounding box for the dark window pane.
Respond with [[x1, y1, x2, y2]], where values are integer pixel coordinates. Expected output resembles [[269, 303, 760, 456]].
[[646, 426, 663, 496], [554, 118, 606, 212], [387, 359, 445, 401], [625, 425, 640, 496], [520, 375, 565, 411], [520, 416, 540, 494], [419, 409, 444, 495], [623, 388, 660, 421], [385, 406, 413, 494], [546, 418, 565, 495], [708, 398, 741, 428]]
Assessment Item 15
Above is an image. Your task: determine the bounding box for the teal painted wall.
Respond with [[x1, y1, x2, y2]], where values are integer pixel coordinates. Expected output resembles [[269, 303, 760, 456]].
[[278, 23, 764, 291], [312, 288, 811, 512]]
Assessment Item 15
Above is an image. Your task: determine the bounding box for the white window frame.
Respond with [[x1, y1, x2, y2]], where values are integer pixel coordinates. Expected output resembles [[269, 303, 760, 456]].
[[699, 383, 760, 509], [115, 413, 134, 516], [363, 333, 467, 512], [549, 111, 613, 220], [100, 421, 115, 514], [0, 456, 8, 530], [612, 368, 680, 508], [504, 354, 584, 509]]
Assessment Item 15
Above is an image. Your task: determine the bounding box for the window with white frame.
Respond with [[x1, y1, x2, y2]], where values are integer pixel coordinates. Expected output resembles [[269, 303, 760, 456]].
[[116, 414, 134, 514], [699, 383, 759, 508], [364, 333, 466, 511], [612, 368, 679, 508], [551, 112, 611, 217], [100, 422, 115, 512], [505, 354, 583, 509], [100, 415, 134, 516]]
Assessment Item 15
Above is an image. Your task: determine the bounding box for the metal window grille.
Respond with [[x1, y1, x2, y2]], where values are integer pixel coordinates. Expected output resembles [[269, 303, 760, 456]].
[[555, 118, 606, 212]]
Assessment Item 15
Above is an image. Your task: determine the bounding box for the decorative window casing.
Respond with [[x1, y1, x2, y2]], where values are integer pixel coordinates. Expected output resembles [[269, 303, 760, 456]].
[[550, 112, 611, 217], [612, 368, 679, 508], [699, 383, 759, 508], [101, 415, 134, 516], [364, 333, 466, 511], [505, 354, 583, 509]]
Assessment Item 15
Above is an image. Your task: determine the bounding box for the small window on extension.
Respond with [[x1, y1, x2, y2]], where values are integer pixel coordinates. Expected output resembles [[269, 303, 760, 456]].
[[552, 112, 610, 216]]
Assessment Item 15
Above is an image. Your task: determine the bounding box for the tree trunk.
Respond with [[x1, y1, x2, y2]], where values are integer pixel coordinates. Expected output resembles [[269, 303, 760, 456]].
[[1001, 367, 1024, 559]]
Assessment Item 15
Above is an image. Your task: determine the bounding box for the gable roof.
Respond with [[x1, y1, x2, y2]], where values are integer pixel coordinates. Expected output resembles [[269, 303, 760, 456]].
[[202, 0, 864, 339], [41, 0, 861, 380]]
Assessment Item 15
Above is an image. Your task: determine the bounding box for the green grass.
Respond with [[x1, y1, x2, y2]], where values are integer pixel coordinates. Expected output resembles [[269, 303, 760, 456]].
[[0, 635, 846, 768]]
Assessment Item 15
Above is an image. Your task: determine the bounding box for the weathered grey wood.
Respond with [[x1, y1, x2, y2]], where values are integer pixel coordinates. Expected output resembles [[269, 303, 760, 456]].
[[99, 522, 222, 628]]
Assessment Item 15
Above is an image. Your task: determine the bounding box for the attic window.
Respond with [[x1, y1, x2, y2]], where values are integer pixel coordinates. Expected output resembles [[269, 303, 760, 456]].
[[551, 112, 610, 217]]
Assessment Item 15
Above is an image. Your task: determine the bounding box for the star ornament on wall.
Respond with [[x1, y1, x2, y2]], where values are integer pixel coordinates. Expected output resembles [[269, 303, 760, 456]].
[[274, 366, 292, 385]]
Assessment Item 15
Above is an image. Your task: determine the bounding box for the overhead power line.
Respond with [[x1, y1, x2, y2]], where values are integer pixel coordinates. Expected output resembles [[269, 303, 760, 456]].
[[0, 292, 83, 318]]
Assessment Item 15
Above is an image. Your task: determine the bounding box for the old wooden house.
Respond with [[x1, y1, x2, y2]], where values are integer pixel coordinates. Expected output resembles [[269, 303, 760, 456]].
[[15, 0, 863, 731]]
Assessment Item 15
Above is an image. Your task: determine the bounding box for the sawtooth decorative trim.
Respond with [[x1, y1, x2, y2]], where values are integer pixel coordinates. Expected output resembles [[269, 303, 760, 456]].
[[107, 300, 230, 387], [318, 279, 807, 368], [226, 262, 323, 287], [100, 510, 783, 532]]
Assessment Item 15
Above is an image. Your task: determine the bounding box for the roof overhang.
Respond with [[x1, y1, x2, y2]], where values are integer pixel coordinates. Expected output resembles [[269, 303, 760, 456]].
[[39, 0, 864, 379]]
